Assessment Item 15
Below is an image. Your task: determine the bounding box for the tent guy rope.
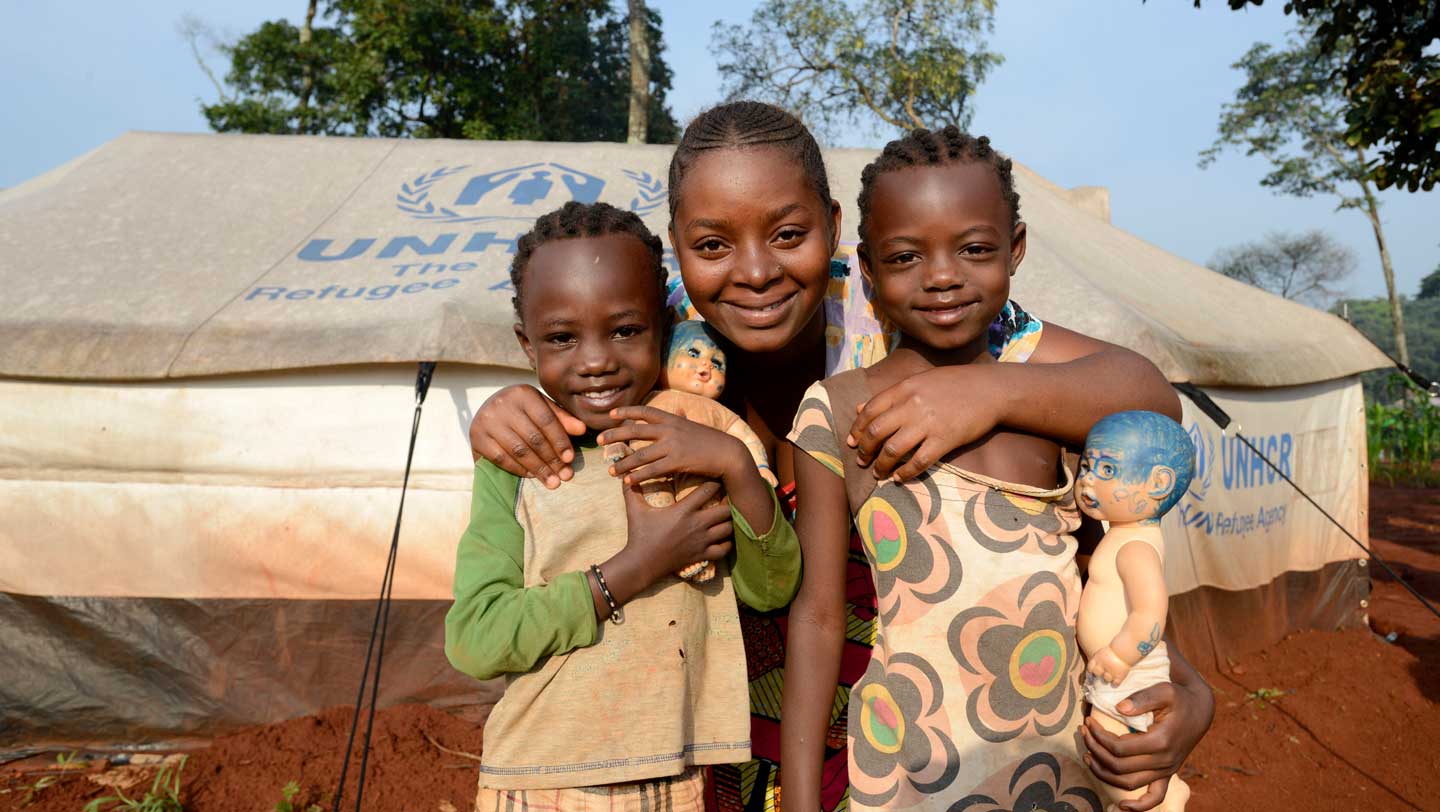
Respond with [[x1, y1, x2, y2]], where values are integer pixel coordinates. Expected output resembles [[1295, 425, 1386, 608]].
[[333, 361, 438, 812]]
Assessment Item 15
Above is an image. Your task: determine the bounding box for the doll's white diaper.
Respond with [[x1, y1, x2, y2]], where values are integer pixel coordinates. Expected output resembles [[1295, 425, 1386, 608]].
[[1083, 641, 1171, 732]]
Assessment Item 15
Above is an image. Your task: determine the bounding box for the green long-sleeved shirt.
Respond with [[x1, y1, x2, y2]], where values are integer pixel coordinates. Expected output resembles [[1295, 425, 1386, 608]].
[[445, 450, 800, 682]]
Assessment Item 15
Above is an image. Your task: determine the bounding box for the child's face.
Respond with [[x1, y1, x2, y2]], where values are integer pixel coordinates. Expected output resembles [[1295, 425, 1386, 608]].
[[670, 147, 840, 355], [664, 336, 727, 399], [857, 161, 1023, 355], [514, 234, 665, 432]]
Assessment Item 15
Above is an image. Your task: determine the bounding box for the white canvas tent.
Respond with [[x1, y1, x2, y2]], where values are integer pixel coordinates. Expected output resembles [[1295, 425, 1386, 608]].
[[0, 132, 1391, 743]]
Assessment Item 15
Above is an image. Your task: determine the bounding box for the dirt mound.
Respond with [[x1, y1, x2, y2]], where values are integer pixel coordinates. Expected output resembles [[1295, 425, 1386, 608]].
[[1, 704, 483, 812]]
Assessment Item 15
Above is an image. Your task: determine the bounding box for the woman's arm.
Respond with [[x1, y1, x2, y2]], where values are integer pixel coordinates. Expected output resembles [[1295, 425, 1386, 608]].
[[780, 449, 852, 811], [849, 324, 1181, 481], [468, 384, 588, 488]]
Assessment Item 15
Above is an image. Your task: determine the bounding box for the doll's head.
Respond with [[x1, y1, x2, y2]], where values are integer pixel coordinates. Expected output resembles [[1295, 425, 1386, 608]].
[[661, 321, 728, 399], [1076, 410, 1196, 525]]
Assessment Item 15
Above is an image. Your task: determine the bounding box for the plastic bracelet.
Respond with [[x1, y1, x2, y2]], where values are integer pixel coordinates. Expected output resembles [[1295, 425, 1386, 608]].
[[590, 564, 623, 625]]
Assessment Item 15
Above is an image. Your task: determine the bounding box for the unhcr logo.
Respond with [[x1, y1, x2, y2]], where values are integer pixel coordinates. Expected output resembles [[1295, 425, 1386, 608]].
[[1178, 419, 1293, 536], [393, 163, 666, 224]]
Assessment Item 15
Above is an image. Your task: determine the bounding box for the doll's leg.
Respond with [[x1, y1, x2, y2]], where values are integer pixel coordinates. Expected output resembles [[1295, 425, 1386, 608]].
[[1088, 708, 1189, 811]]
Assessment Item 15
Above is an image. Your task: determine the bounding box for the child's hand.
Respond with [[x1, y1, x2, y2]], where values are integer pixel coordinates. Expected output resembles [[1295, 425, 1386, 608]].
[[1088, 646, 1132, 686], [600, 406, 749, 485], [470, 384, 587, 489], [847, 365, 1004, 480], [618, 480, 735, 589]]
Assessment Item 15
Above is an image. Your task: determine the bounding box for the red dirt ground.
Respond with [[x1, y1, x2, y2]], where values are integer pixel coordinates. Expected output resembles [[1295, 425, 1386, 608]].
[[5, 487, 1438, 812]]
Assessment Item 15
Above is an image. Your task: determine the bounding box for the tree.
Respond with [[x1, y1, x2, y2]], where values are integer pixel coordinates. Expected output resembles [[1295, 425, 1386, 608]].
[[187, 0, 678, 143], [1209, 230, 1354, 308], [1421, 266, 1440, 301], [1190, 0, 1440, 192], [710, 0, 1001, 138], [1201, 27, 1411, 366], [627, 0, 650, 144]]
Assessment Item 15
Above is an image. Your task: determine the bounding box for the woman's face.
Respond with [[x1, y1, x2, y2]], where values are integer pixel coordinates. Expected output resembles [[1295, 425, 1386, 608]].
[[670, 147, 840, 356]]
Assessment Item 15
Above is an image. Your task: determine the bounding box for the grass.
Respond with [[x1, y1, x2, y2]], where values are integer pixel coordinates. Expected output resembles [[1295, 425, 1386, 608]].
[[274, 780, 323, 812], [1246, 687, 1291, 708], [83, 755, 187, 812], [1367, 374, 1440, 488]]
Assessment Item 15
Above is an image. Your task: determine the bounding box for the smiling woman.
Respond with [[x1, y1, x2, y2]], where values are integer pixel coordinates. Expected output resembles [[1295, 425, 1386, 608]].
[[466, 104, 1208, 812]]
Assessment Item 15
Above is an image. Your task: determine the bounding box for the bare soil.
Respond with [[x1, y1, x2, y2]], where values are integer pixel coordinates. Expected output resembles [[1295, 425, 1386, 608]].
[[5, 487, 1438, 812]]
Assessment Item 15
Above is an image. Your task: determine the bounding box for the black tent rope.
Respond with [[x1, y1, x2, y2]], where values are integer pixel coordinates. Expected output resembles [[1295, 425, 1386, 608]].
[[1174, 383, 1440, 624], [333, 361, 437, 812]]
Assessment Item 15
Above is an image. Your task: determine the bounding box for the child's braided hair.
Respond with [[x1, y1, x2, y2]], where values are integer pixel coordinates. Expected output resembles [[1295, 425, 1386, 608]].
[[509, 201, 666, 320], [857, 126, 1021, 240], [668, 101, 832, 225]]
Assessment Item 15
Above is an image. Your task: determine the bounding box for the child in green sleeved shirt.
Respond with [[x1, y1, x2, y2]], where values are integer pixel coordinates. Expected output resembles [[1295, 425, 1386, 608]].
[[445, 201, 800, 812]]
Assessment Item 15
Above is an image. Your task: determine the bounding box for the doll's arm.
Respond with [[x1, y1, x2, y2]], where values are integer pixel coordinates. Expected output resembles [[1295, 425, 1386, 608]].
[[1109, 541, 1168, 666], [780, 448, 852, 811], [723, 415, 778, 486]]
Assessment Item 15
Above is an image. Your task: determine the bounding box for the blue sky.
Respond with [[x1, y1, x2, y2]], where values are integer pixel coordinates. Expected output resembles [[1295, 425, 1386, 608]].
[[3, 1, 1435, 300]]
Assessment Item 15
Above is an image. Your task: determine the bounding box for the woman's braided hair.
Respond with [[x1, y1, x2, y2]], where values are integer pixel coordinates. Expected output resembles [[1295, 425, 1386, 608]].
[[509, 201, 666, 319], [668, 101, 832, 224], [857, 126, 1021, 240]]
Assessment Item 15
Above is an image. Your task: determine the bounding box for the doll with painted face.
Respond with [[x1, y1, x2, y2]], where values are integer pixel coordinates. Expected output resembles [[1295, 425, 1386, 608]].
[[1075, 410, 1195, 812], [606, 321, 776, 582]]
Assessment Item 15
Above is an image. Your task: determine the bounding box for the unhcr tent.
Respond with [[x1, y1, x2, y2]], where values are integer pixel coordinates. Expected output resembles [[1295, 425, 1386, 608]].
[[0, 133, 1391, 744]]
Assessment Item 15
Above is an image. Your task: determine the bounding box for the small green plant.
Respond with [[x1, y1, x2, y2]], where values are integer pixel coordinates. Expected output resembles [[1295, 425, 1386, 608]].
[[1367, 374, 1440, 487], [83, 755, 187, 812], [1245, 687, 1290, 708], [273, 780, 322, 812], [15, 752, 80, 806]]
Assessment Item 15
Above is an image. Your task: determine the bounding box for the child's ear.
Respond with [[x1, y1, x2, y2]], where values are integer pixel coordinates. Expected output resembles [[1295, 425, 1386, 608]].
[[856, 243, 876, 284], [514, 323, 536, 370], [827, 199, 843, 256], [1008, 221, 1027, 277], [1146, 465, 1177, 502]]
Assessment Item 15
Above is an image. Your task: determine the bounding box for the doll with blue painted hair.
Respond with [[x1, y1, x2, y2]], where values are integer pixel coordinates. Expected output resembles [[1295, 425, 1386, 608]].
[[1075, 410, 1196, 812], [606, 321, 776, 582]]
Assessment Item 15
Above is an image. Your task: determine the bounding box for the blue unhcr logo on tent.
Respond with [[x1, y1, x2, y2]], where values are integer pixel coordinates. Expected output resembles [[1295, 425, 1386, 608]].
[[1178, 419, 1293, 537], [395, 163, 666, 224]]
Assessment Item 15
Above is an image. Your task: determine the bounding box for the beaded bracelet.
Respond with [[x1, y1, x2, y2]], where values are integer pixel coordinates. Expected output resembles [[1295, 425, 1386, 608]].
[[590, 564, 623, 625]]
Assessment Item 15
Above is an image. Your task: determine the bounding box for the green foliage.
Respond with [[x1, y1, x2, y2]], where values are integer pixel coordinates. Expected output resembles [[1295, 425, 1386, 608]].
[[711, 0, 1002, 137], [1245, 686, 1291, 708], [1209, 229, 1354, 308], [1339, 296, 1440, 393], [1192, 0, 1440, 192], [197, 0, 677, 142], [84, 756, 187, 812], [1200, 29, 1367, 206], [1365, 374, 1440, 487], [1421, 266, 1440, 300]]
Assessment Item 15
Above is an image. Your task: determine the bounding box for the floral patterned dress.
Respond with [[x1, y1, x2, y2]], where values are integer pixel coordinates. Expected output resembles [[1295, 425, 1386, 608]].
[[673, 257, 1048, 812], [786, 369, 1104, 812]]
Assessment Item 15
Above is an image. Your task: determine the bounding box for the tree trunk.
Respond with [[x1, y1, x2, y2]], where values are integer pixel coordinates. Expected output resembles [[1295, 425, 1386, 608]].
[[298, 0, 318, 132], [1359, 178, 1410, 367], [626, 0, 650, 144]]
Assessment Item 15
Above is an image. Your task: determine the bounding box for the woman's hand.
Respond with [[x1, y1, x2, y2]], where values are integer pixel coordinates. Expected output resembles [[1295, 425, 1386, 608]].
[[469, 384, 588, 488], [1080, 647, 1215, 811], [600, 405, 775, 535], [600, 405, 748, 485], [847, 365, 1006, 481]]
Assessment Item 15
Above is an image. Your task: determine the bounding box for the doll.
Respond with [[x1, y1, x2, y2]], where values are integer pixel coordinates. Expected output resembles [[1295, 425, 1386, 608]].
[[1075, 410, 1196, 812], [606, 321, 776, 582]]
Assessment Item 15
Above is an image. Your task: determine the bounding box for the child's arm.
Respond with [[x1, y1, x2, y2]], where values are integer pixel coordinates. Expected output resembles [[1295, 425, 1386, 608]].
[[848, 325, 1181, 480], [780, 448, 852, 811], [1087, 540, 1169, 686], [444, 460, 598, 681], [446, 460, 737, 681]]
